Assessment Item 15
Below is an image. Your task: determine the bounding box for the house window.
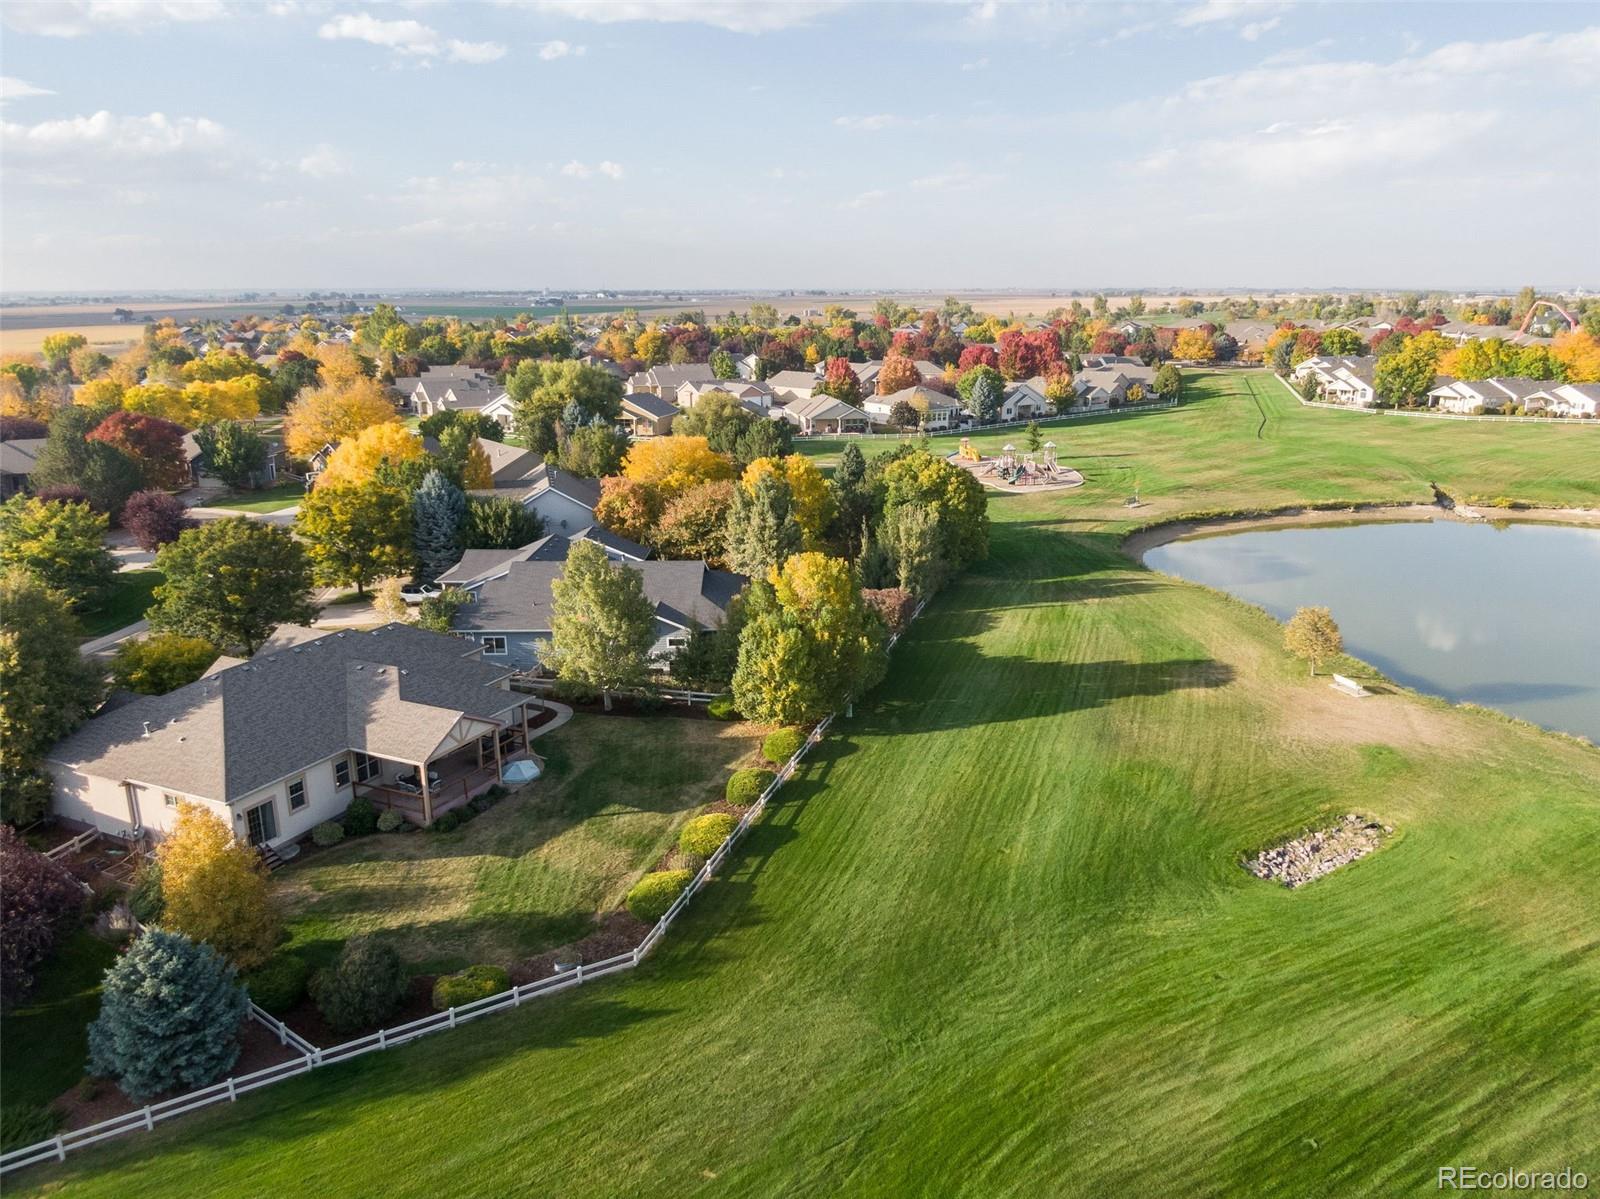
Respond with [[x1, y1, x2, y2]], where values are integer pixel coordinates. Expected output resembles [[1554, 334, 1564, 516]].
[[354, 752, 381, 783], [667, 635, 689, 648], [334, 759, 351, 789], [163, 793, 181, 808], [287, 776, 307, 811], [482, 635, 508, 656]]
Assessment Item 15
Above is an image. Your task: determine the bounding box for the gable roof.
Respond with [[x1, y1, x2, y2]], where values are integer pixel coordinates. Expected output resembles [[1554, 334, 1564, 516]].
[[622, 392, 678, 420], [48, 624, 517, 802], [0, 438, 46, 476], [781, 394, 870, 422]]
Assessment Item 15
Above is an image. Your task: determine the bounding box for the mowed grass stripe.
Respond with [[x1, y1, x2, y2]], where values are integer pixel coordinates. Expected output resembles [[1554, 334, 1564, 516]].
[[21, 373, 1599, 1198]]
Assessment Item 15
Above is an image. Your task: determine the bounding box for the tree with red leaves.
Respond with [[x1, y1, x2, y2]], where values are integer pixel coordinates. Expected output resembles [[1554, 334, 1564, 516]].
[[876, 354, 920, 396], [122, 489, 197, 551], [997, 329, 1062, 381], [816, 357, 862, 404], [87, 410, 190, 489], [1090, 330, 1129, 356], [958, 344, 999, 372], [1, 825, 86, 1005]]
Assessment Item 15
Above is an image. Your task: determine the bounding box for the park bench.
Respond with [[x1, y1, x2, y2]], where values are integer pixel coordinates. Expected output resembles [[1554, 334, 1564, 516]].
[[1329, 673, 1370, 698]]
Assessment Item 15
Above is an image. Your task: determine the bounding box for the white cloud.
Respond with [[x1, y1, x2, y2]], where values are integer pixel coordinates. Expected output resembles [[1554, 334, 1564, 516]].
[[318, 12, 507, 63], [559, 159, 623, 180], [1240, 17, 1279, 41], [537, 39, 586, 60], [835, 113, 915, 131], [510, 0, 844, 34], [960, 56, 989, 71], [0, 77, 56, 101], [911, 167, 985, 192], [1, 110, 227, 157], [1176, 1, 1285, 29], [298, 143, 350, 179], [2, 0, 227, 37]]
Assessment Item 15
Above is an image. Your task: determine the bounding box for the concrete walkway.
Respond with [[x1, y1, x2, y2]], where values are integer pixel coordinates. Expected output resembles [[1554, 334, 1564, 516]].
[[80, 619, 149, 657], [525, 699, 574, 740]]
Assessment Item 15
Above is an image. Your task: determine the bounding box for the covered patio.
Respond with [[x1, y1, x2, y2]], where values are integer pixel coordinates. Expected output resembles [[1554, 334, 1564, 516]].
[[353, 698, 546, 825]]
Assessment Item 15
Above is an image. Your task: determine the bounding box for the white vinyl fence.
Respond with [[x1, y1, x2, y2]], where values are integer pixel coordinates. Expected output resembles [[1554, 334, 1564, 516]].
[[1, 601, 928, 1178]]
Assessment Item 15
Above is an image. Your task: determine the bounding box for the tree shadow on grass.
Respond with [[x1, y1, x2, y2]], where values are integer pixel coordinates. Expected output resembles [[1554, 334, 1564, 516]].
[[859, 641, 1236, 737]]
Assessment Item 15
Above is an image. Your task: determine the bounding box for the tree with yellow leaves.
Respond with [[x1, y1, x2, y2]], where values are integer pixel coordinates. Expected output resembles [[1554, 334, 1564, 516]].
[[1551, 330, 1600, 383], [75, 378, 125, 408], [283, 376, 396, 458], [742, 455, 835, 549], [633, 327, 669, 366], [156, 802, 280, 970], [620, 435, 734, 500], [314, 419, 422, 488], [1172, 328, 1216, 362], [122, 378, 264, 428]]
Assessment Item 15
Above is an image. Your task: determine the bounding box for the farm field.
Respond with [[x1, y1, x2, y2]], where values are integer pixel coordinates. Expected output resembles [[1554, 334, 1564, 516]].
[[18, 372, 1600, 1196], [276, 715, 766, 974], [0, 324, 140, 356]]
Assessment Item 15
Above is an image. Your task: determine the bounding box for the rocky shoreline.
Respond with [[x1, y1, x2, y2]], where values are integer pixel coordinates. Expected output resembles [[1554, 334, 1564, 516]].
[[1245, 814, 1392, 888]]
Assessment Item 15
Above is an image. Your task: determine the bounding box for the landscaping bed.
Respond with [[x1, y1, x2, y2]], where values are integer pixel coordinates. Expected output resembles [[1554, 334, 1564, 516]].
[[1244, 813, 1393, 888]]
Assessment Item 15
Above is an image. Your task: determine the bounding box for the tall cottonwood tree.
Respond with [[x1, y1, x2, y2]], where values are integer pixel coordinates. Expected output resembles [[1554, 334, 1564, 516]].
[[548, 540, 657, 710]]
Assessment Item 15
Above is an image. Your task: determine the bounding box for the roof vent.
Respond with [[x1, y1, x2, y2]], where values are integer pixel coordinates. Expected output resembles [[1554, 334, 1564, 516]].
[[354, 664, 365, 671], [141, 721, 152, 737]]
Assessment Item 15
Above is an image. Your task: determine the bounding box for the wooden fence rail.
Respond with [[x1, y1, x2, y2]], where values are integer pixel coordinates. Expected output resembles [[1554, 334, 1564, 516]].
[[0, 600, 928, 1179]]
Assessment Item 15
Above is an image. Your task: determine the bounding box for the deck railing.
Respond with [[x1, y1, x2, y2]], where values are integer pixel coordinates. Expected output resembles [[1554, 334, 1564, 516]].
[[0, 600, 928, 1178]]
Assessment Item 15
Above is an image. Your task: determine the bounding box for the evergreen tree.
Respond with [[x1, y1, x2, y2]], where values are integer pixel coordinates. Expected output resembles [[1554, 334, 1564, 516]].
[[311, 937, 408, 1033], [461, 496, 543, 549], [87, 930, 249, 1101], [30, 406, 143, 518], [724, 471, 801, 580], [882, 504, 946, 597], [411, 470, 467, 583]]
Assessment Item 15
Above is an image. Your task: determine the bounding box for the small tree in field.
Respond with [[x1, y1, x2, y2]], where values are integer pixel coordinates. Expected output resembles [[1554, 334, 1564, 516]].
[[311, 937, 408, 1033], [157, 802, 280, 969], [87, 930, 248, 1100], [1284, 606, 1343, 676]]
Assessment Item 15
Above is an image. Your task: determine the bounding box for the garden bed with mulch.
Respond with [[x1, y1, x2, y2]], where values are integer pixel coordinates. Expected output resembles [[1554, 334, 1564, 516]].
[[272, 975, 437, 1049], [510, 912, 650, 985], [51, 1016, 306, 1132]]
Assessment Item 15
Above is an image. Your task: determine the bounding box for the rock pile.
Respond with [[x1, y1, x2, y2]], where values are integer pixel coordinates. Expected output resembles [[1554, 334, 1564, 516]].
[[1245, 814, 1392, 888]]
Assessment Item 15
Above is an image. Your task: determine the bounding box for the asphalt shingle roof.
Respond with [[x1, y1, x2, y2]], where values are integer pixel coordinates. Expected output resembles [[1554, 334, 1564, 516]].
[[48, 624, 517, 801]]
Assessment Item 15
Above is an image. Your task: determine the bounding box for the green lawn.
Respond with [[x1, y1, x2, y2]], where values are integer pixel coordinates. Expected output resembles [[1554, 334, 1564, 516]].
[[77, 569, 163, 640], [203, 481, 304, 513], [1, 930, 119, 1112], [276, 715, 766, 974], [800, 369, 1600, 513], [22, 372, 1600, 1196]]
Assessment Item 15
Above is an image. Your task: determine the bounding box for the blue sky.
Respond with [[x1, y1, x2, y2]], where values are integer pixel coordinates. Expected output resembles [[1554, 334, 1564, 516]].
[[2, 1, 1596, 292]]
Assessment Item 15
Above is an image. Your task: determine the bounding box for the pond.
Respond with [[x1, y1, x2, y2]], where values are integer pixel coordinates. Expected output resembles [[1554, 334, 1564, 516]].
[[1145, 519, 1600, 742]]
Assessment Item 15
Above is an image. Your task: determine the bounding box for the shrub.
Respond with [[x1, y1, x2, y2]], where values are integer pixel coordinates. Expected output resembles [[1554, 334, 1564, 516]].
[[311, 937, 408, 1033], [312, 821, 345, 847], [128, 860, 165, 923], [376, 810, 405, 833], [625, 870, 693, 924], [0, 1103, 62, 1153], [87, 930, 248, 1100], [0, 826, 88, 1005], [679, 812, 737, 859], [431, 964, 510, 1011], [242, 953, 310, 1015], [761, 727, 805, 766], [431, 811, 462, 833], [726, 768, 776, 807], [343, 796, 378, 837], [706, 694, 739, 720]]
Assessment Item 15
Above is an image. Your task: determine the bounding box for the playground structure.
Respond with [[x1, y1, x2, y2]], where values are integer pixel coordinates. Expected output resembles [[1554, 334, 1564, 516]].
[[950, 438, 1083, 491]]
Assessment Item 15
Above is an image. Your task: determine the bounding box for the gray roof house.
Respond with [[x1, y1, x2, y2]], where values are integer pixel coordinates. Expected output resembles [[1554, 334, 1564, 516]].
[[1, 437, 46, 499], [452, 558, 746, 674], [45, 624, 546, 839], [626, 363, 717, 396], [469, 464, 650, 559]]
